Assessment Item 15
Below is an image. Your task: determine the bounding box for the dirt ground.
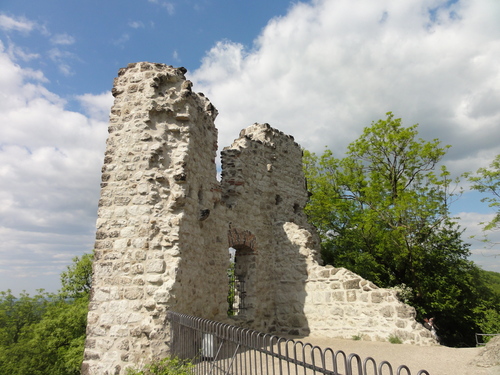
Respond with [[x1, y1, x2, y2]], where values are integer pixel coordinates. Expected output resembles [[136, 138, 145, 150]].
[[303, 335, 500, 375]]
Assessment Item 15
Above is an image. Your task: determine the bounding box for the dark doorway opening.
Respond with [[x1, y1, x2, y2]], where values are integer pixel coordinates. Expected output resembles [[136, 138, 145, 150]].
[[227, 245, 255, 317]]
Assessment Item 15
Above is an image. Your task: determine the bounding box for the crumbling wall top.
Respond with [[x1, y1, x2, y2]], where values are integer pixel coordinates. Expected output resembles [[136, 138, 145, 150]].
[[228, 123, 298, 150]]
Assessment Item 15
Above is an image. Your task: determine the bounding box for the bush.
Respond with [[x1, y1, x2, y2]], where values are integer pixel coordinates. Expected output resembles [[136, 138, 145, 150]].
[[126, 357, 193, 375]]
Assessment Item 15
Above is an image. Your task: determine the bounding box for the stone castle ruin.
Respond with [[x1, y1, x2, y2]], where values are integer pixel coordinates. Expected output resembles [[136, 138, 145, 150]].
[[82, 62, 434, 374]]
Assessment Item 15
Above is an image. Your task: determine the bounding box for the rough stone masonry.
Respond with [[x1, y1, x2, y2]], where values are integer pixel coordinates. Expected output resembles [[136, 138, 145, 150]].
[[82, 62, 434, 375]]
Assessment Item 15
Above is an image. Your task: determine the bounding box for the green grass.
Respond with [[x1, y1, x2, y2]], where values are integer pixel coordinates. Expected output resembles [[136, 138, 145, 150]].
[[388, 335, 403, 344]]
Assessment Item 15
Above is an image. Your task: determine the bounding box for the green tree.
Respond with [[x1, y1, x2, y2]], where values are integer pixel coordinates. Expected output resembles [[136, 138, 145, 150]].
[[467, 153, 500, 242], [304, 113, 487, 346], [0, 290, 50, 347], [480, 269, 500, 295], [0, 253, 93, 375], [227, 261, 236, 316], [465, 155, 500, 341], [0, 297, 89, 375], [474, 270, 500, 343], [60, 253, 93, 299]]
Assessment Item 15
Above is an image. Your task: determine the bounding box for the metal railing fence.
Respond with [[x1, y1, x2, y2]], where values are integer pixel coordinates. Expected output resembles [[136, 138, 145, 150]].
[[167, 311, 430, 375], [475, 333, 500, 346]]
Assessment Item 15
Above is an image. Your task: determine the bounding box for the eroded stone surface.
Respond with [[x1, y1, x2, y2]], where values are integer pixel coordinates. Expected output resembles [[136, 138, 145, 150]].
[[83, 62, 434, 375]]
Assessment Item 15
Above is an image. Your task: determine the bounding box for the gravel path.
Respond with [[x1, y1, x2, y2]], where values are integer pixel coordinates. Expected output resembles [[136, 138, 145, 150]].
[[304, 336, 500, 375]]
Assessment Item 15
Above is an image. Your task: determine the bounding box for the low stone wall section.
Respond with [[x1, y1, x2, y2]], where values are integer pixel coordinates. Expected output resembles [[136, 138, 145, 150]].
[[305, 265, 433, 345]]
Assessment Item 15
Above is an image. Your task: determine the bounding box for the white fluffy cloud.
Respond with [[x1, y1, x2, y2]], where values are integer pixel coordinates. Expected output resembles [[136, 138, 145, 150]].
[[190, 0, 500, 177], [457, 211, 500, 271], [0, 41, 108, 293], [77, 92, 114, 122], [0, 14, 35, 33], [189, 0, 500, 270]]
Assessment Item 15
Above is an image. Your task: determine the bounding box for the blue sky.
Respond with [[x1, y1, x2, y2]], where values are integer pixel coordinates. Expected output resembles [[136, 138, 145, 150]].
[[1, 0, 500, 295]]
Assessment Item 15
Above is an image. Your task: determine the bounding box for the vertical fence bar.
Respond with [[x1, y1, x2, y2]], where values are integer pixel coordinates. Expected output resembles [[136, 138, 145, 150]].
[[323, 347, 337, 375], [378, 360, 393, 375], [362, 357, 377, 375], [396, 365, 411, 375]]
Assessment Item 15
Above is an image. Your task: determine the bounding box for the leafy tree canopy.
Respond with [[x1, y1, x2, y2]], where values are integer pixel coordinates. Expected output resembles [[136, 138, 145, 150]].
[[0, 253, 93, 375], [304, 113, 496, 346], [466, 153, 500, 241], [60, 253, 93, 299]]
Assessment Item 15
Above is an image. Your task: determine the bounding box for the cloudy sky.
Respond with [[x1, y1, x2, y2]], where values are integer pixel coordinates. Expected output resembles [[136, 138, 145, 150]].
[[1, 0, 499, 295]]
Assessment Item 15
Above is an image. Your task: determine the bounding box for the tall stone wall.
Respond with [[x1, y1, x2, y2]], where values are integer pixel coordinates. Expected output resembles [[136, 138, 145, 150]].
[[83, 62, 434, 375], [83, 63, 228, 374]]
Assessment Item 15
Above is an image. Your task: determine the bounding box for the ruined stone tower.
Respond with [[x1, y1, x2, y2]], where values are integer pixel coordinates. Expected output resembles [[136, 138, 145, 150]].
[[83, 62, 433, 374]]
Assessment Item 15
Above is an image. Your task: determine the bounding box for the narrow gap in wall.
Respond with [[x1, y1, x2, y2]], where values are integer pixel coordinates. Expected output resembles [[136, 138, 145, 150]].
[[227, 247, 237, 316], [227, 246, 253, 317]]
